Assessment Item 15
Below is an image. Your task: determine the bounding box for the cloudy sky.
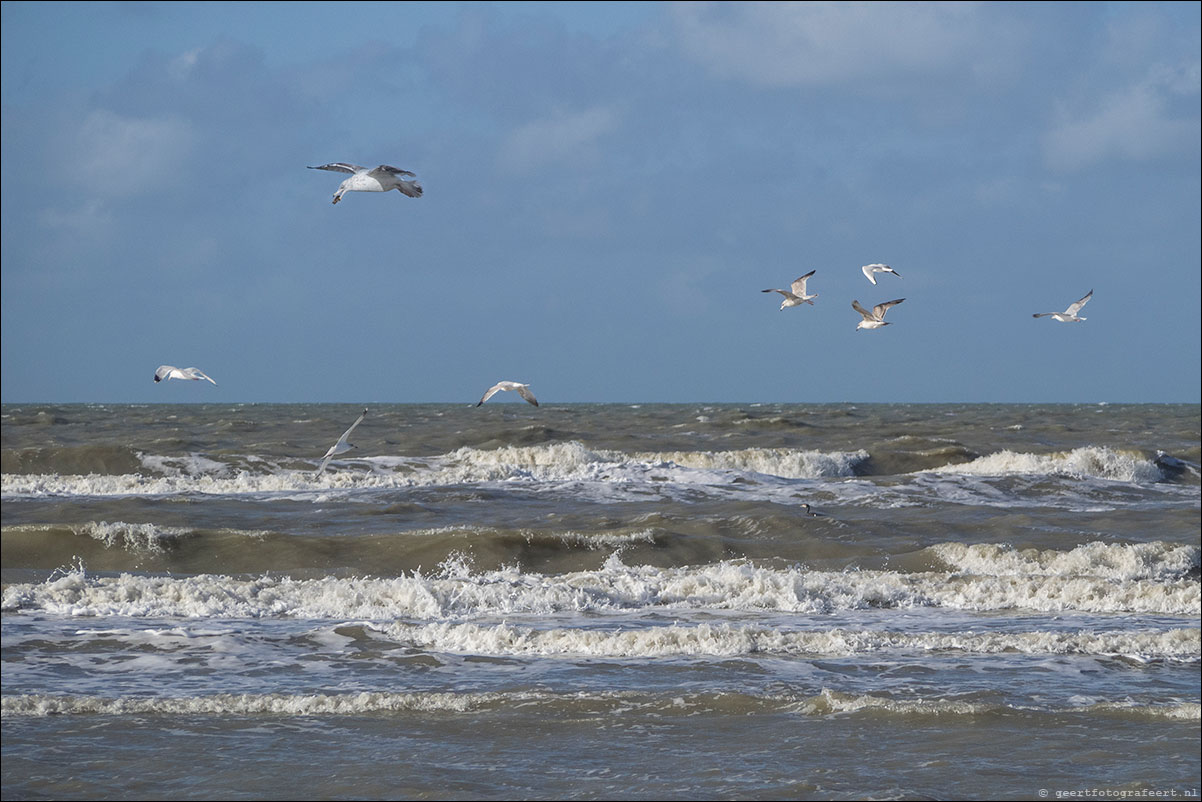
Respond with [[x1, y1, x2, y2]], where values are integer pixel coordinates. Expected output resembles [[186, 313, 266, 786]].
[[2, 1, 1199, 404]]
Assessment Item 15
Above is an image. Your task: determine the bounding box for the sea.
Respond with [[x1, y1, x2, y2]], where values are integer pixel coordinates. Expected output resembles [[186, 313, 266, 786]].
[[2, 402, 1199, 801]]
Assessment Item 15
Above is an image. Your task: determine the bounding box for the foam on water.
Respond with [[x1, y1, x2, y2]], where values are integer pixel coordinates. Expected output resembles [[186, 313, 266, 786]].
[[928, 541, 1201, 581], [375, 620, 1199, 661], [5, 689, 1196, 721], [0, 442, 870, 499], [794, 690, 1202, 720], [929, 446, 1166, 483], [5, 547, 1196, 619]]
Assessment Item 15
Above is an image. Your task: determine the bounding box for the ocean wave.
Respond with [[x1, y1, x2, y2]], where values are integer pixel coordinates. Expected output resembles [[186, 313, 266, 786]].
[[1, 444, 143, 475], [927, 446, 1166, 483], [5, 689, 1196, 721], [2, 521, 270, 554], [794, 689, 1201, 720], [5, 552, 1196, 618], [374, 620, 1199, 661], [629, 448, 868, 479], [0, 441, 869, 499], [927, 541, 1200, 582], [0, 691, 497, 718]]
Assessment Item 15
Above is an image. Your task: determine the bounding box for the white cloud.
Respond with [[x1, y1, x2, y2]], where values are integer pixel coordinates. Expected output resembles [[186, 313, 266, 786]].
[[37, 199, 114, 238], [71, 109, 196, 198], [497, 105, 622, 173], [669, 1, 998, 89], [1043, 61, 1201, 171]]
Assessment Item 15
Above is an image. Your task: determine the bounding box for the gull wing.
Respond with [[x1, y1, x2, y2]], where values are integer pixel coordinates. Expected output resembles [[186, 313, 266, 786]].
[[317, 409, 367, 474], [1065, 289, 1093, 316], [308, 163, 364, 174], [873, 298, 905, 319], [394, 179, 423, 198], [186, 368, 217, 385], [762, 288, 793, 298], [851, 300, 875, 320], [370, 165, 417, 178], [861, 265, 879, 285], [790, 270, 815, 296], [516, 385, 539, 407], [337, 409, 368, 448], [477, 383, 504, 406], [154, 365, 176, 382]]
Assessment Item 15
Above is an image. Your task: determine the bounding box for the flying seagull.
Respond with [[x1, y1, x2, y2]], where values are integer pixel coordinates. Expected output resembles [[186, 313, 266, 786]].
[[861, 264, 901, 285], [852, 298, 905, 330], [1033, 290, 1093, 323], [307, 163, 423, 204], [154, 365, 217, 385], [477, 381, 539, 407], [316, 408, 367, 475], [762, 270, 818, 309]]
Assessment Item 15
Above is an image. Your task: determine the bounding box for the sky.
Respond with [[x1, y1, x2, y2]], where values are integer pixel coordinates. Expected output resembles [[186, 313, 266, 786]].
[[2, 1, 1199, 404]]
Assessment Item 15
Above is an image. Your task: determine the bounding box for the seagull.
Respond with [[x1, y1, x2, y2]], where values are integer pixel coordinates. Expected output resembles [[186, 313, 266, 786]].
[[1033, 290, 1093, 323], [762, 270, 818, 309], [852, 298, 905, 330], [154, 365, 216, 385], [477, 381, 539, 407], [307, 163, 423, 204], [862, 264, 901, 285], [316, 408, 367, 475]]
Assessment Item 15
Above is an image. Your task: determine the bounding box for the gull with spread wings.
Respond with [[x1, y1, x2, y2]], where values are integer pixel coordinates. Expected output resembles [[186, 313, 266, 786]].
[[861, 264, 902, 285], [762, 270, 818, 310], [154, 365, 217, 385], [477, 382, 539, 407], [1033, 290, 1093, 323], [316, 409, 367, 475], [852, 298, 905, 330], [308, 163, 423, 204]]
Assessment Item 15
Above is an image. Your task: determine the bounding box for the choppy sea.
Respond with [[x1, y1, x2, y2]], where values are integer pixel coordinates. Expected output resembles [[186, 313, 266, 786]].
[[2, 402, 1199, 800]]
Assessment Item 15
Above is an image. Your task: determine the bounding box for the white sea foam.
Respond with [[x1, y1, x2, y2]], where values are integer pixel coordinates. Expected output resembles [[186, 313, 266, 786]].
[[0, 691, 499, 717], [377, 620, 1199, 661], [631, 448, 868, 479], [794, 690, 1202, 720], [79, 521, 191, 552], [0, 442, 868, 499], [5, 551, 1197, 619], [929, 446, 1165, 483], [5, 689, 1196, 721], [929, 541, 1200, 581]]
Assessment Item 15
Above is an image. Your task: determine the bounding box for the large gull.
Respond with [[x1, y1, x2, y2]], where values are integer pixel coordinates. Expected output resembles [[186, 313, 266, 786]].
[[477, 381, 539, 407], [316, 408, 367, 475], [852, 298, 905, 330], [308, 163, 423, 204], [762, 270, 818, 310], [154, 365, 216, 385], [1033, 290, 1092, 323], [861, 264, 901, 285]]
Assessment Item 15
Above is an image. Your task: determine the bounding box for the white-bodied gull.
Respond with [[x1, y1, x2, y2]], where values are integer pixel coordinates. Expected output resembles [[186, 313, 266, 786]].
[[316, 408, 367, 475], [762, 270, 818, 309], [154, 365, 217, 385], [308, 163, 423, 204], [477, 381, 539, 407], [852, 298, 905, 330], [862, 264, 901, 285], [1033, 289, 1092, 323]]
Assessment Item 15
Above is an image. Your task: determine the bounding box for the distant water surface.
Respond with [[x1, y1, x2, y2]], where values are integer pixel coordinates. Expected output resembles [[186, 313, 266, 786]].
[[3, 403, 1199, 800]]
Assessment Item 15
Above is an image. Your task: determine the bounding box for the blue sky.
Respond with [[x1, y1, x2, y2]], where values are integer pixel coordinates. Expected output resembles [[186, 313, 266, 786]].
[[2, 1, 1199, 404]]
